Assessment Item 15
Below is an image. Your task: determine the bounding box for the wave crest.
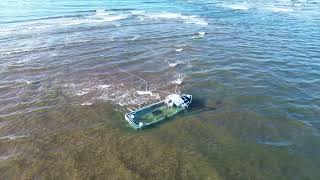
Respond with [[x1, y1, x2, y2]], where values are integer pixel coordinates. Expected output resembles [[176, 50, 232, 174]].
[[133, 11, 208, 26]]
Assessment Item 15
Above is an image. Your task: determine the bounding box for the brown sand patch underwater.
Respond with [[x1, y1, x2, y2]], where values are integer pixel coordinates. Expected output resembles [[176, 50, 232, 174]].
[[0, 101, 319, 180], [0, 124, 218, 180]]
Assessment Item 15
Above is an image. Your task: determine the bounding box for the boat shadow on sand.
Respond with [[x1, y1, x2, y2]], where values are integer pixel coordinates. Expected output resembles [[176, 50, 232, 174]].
[[187, 97, 223, 113]]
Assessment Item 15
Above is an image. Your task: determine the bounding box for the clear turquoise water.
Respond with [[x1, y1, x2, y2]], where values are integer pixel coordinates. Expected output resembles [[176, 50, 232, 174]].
[[0, 0, 320, 179]]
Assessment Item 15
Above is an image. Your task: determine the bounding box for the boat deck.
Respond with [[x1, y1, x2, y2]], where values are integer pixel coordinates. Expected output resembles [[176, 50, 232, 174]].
[[134, 102, 183, 124], [125, 94, 192, 130]]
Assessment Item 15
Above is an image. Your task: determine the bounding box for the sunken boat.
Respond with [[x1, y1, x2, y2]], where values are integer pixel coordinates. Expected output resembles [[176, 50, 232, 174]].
[[125, 94, 192, 130]]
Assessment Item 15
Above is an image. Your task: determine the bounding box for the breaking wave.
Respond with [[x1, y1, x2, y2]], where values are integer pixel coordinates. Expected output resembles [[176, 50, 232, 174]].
[[45, 9, 129, 27], [63, 81, 162, 110], [223, 2, 251, 10], [131, 11, 208, 26], [219, 0, 318, 15], [192, 31, 206, 39], [62, 63, 188, 110], [266, 7, 294, 13], [167, 59, 185, 67], [0, 9, 128, 37]]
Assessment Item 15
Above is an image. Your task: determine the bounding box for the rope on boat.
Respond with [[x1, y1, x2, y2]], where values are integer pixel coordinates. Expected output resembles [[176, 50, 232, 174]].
[[117, 65, 149, 92], [116, 64, 180, 97], [153, 90, 174, 95], [153, 85, 179, 95]]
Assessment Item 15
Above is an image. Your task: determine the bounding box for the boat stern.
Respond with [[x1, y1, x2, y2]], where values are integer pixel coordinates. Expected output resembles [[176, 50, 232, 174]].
[[125, 112, 144, 130]]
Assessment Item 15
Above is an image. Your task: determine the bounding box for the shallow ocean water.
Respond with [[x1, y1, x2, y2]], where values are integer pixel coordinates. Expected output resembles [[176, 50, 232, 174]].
[[0, 0, 320, 179]]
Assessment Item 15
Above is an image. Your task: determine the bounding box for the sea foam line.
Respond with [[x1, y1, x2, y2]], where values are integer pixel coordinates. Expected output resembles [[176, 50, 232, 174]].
[[223, 2, 251, 10], [0, 9, 129, 38], [0, 134, 29, 140], [257, 140, 293, 147], [0, 154, 19, 161], [133, 11, 208, 26]]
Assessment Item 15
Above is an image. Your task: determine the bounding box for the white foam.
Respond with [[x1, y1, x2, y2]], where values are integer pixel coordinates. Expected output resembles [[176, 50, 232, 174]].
[[172, 74, 184, 85], [279, 0, 291, 2], [300, 120, 320, 127], [169, 62, 178, 67], [168, 60, 184, 67], [1, 10, 129, 37], [27, 24, 53, 30], [95, 9, 110, 16], [60, 10, 128, 26], [0, 134, 28, 140], [135, 12, 208, 26], [192, 31, 206, 39], [151, 93, 160, 99], [198, 32, 206, 36], [131, 10, 146, 15], [175, 48, 183, 52], [127, 35, 140, 41], [137, 91, 153, 95], [96, 86, 161, 108], [63, 79, 166, 109], [59, 14, 127, 26], [269, 7, 294, 13], [172, 79, 183, 85], [91, 9, 128, 22], [74, 89, 90, 96], [224, 2, 251, 10], [97, 84, 112, 89], [0, 154, 17, 161], [0, 48, 32, 56], [65, 81, 152, 107], [97, 14, 128, 22], [80, 102, 93, 106], [258, 140, 293, 147]]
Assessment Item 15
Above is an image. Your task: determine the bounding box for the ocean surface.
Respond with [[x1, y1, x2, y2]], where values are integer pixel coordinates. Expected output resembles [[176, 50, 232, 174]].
[[0, 0, 320, 179]]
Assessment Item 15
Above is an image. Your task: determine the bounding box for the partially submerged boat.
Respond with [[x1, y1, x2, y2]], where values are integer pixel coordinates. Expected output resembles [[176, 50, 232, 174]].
[[125, 94, 192, 130]]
